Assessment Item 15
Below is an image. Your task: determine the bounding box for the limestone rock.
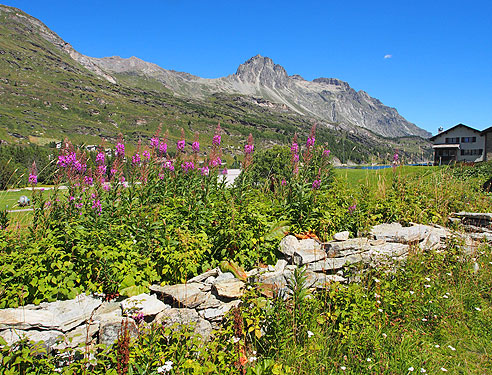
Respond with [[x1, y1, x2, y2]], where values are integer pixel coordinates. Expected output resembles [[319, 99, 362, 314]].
[[188, 268, 220, 283], [214, 272, 235, 283], [0, 294, 101, 332], [53, 321, 99, 350], [0, 328, 64, 350], [312, 274, 347, 288], [150, 283, 207, 308], [274, 259, 288, 273], [293, 240, 326, 265], [155, 308, 212, 341], [308, 254, 365, 272], [196, 292, 223, 310], [325, 238, 370, 257], [214, 279, 245, 299], [370, 223, 434, 243], [333, 231, 350, 241], [99, 318, 138, 347], [279, 235, 299, 256], [121, 293, 169, 317], [199, 300, 241, 321]]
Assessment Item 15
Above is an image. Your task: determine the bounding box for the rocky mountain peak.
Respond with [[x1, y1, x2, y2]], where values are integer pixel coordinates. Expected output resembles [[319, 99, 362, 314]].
[[235, 55, 289, 88], [313, 78, 351, 91]]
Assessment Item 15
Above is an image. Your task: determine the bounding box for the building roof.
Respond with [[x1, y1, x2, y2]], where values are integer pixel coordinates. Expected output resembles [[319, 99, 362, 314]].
[[480, 126, 492, 135], [429, 123, 480, 141]]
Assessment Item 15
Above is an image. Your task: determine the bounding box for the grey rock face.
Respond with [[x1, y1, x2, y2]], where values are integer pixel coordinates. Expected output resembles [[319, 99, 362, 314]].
[[333, 231, 350, 241], [370, 223, 434, 243], [53, 322, 99, 350], [99, 318, 138, 347], [199, 300, 241, 321], [213, 280, 245, 299], [279, 235, 299, 257], [293, 239, 326, 265], [0, 328, 63, 350]]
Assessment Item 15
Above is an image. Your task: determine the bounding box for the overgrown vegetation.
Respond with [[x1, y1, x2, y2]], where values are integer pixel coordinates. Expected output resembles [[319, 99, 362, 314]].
[[0, 126, 491, 373]]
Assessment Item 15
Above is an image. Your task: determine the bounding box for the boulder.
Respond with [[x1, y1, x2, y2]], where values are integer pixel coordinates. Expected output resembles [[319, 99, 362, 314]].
[[121, 293, 169, 317], [196, 292, 224, 310], [274, 259, 288, 273], [333, 231, 350, 241], [325, 238, 371, 257], [214, 272, 235, 283], [312, 274, 346, 288], [150, 283, 207, 309], [154, 308, 212, 341], [293, 246, 327, 265], [307, 254, 366, 272], [279, 235, 299, 256], [214, 279, 245, 299]]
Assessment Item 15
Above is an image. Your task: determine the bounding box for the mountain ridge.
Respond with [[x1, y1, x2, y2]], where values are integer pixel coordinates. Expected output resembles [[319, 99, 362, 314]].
[[88, 54, 429, 138]]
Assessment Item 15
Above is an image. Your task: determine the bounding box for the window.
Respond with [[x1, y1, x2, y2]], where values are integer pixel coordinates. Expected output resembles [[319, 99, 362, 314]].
[[461, 149, 483, 155], [445, 137, 460, 144], [461, 137, 477, 143]]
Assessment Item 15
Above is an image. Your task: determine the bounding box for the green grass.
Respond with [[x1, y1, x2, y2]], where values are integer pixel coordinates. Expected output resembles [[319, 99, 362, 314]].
[[335, 165, 439, 188]]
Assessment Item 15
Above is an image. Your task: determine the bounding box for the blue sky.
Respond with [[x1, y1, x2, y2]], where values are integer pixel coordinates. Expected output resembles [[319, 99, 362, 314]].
[[2, 0, 492, 134]]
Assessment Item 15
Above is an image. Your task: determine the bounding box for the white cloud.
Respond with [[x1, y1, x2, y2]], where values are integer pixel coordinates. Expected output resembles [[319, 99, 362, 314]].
[[384, 54, 392, 59]]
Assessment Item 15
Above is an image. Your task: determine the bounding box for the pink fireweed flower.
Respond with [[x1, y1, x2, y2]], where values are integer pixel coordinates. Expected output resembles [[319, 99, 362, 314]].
[[102, 183, 111, 191], [116, 142, 125, 157], [84, 176, 93, 186], [192, 141, 200, 153], [150, 136, 159, 148], [222, 168, 228, 175], [393, 153, 399, 162], [159, 173, 165, 180], [159, 142, 167, 155], [293, 153, 300, 162], [143, 150, 151, 161], [291, 143, 299, 154], [199, 166, 209, 176], [29, 173, 37, 185], [244, 144, 254, 154], [96, 152, 105, 164], [132, 153, 141, 165], [181, 161, 195, 173], [312, 179, 321, 190], [306, 136, 315, 148], [98, 165, 107, 175], [91, 199, 102, 215], [69, 196, 75, 202], [348, 204, 357, 213], [323, 149, 331, 157], [177, 139, 185, 152], [110, 168, 117, 176], [281, 179, 287, 186], [209, 157, 222, 168], [164, 160, 175, 171], [212, 134, 221, 146]]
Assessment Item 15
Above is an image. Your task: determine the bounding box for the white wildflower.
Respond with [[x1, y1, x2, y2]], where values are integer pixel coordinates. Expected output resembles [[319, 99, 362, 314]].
[[448, 345, 456, 351], [307, 330, 314, 338], [410, 291, 415, 295], [374, 278, 380, 283], [425, 277, 431, 282], [446, 272, 452, 276], [435, 344, 440, 348], [442, 295, 449, 299], [424, 284, 431, 288], [378, 308, 383, 313], [232, 336, 241, 344], [367, 358, 372, 362], [249, 356, 257, 362], [422, 318, 428, 322], [421, 368, 426, 373], [440, 367, 448, 372], [408, 367, 415, 372], [157, 361, 173, 373], [382, 333, 387, 338], [475, 307, 481, 311], [252, 350, 257, 355], [377, 300, 381, 304], [374, 293, 381, 298], [341, 366, 346, 371]]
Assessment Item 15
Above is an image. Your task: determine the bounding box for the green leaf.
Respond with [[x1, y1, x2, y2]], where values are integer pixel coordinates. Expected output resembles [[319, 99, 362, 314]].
[[264, 221, 290, 241], [120, 285, 148, 297]]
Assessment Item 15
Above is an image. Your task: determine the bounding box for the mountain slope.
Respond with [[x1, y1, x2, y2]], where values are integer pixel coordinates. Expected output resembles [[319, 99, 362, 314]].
[[90, 55, 430, 138], [0, 4, 431, 163]]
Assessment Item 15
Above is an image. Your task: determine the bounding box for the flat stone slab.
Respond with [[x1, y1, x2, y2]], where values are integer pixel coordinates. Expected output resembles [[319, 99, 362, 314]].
[[150, 283, 207, 308], [370, 223, 435, 243], [199, 300, 241, 321], [121, 293, 169, 316], [293, 247, 327, 265], [188, 268, 220, 283], [196, 292, 224, 310], [308, 253, 367, 272], [333, 231, 350, 241], [324, 238, 371, 257], [452, 212, 492, 221], [54, 321, 99, 350], [214, 279, 245, 299], [0, 328, 64, 350], [99, 318, 138, 347], [313, 274, 347, 288], [0, 294, 102, 332], [369, 242, 409, 258], [155, 308, 212, 341]]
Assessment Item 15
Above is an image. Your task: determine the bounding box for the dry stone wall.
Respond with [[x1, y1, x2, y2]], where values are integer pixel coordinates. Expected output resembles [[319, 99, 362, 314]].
[[1, 218, 490, 351]]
